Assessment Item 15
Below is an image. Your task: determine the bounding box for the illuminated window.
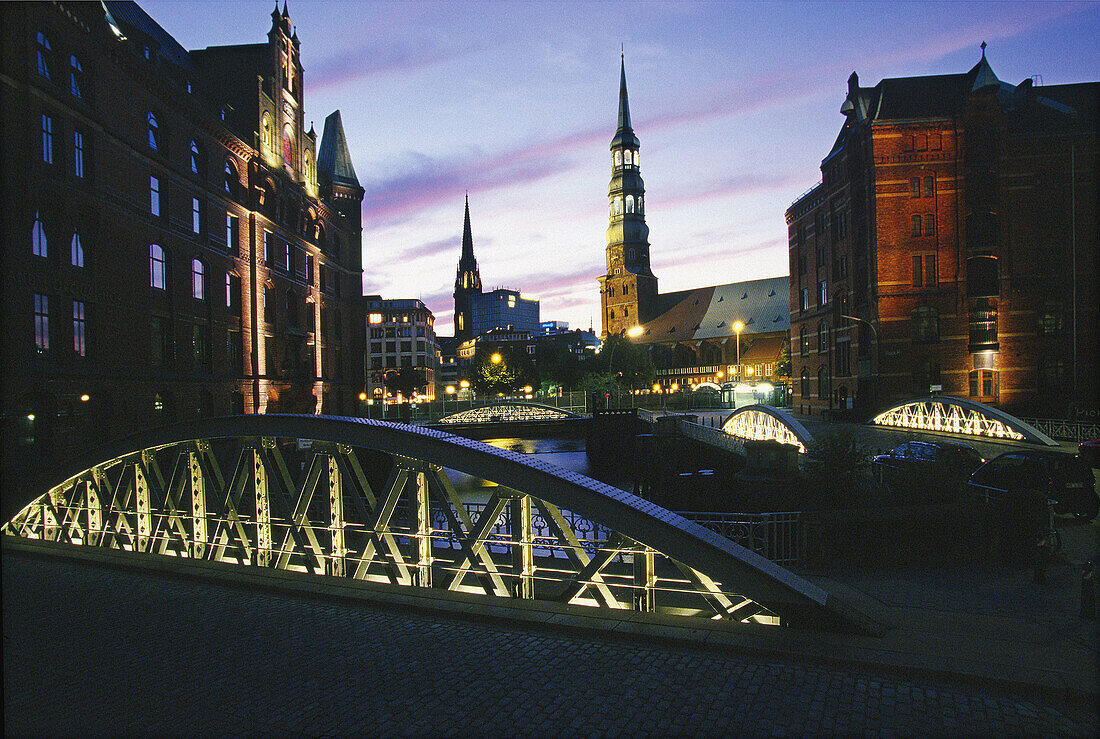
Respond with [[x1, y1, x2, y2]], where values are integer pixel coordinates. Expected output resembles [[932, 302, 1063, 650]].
[[34, 294, 49, 351], [190, 141, 201, 175], [36, 31, 52, 78], [191, 197, 203, 234], [32, 212, 47, 258], [637, 195, 643, 213], [149, 244, 166, 289], [73, 301, 85, 356], [147, 112, 158, 150], [71, 233, 83, 267], [800, 325, 810, 355], [224, 161, 236, 195], [73, 129, 84, 177], [969, 369, 997, 400], [226, 272, 241, 313], [41, 114, 53, 163], [614, 151, 622, 167], [626, 195, 635, 213], [191, 259, 205, 300], [150, 176, 160, 216], [226, 214, 239, 254], [818, 280, 828, 306], [613, 196, 622, 215]]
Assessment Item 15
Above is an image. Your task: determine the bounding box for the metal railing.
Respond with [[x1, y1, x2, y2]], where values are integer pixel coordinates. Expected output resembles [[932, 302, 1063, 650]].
[[1017, 418, 1099, 443], [678, 511, 802, 566]]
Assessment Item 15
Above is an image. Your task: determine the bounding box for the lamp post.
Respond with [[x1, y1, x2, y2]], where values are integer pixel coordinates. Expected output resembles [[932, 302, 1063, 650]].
[[841, 314, 879, 410], [606, 326, 643, 408], [733, 320, 744, 380]]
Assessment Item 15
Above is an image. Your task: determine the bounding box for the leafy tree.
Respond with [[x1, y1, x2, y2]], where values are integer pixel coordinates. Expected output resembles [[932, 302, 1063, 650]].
[[535, 339, 583, 392], [579, 332, 655, 394], [470, 345, 535, 396], [383, 367, 427, 399], [776, 339, 792, 379]]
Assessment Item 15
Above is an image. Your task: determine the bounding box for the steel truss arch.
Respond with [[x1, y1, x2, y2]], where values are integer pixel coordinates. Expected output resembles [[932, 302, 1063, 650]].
[[437, 402, 582, 424], [722, 405, 814, 453], [871, 396, 1057, 446], [2, 415, 873, 632]]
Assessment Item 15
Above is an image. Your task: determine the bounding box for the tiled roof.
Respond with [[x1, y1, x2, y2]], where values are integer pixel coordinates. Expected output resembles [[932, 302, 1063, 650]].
[[638, 276, 790, 344]]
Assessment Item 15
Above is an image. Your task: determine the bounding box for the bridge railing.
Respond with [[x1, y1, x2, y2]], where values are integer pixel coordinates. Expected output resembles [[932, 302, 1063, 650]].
[[415, 392, 589, 422], [677, 512, 802, 566], [1016, 418, 1099, 443]]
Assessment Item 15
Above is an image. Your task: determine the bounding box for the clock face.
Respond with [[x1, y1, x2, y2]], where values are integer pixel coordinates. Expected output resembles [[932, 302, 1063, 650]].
[[282, 125, 294, 167]]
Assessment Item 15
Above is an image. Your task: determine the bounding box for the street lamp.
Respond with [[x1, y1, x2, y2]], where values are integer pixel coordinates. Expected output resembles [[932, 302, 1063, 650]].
[[841, 314, 879, 410], [490, 352, 502, 364], [733, 321, 744, 380], [606, 326, 643, 408]]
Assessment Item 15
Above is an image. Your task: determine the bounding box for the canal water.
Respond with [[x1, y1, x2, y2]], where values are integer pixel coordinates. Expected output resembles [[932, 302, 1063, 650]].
[[447, 436, 632, 503]]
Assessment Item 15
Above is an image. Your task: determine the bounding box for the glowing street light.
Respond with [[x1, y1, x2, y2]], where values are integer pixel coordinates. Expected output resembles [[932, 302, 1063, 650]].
[[733, 320, 745, 379], [490, 352, 502, 364]]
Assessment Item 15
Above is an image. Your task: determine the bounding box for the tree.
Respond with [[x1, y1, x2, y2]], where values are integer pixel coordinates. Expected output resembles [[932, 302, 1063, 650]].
[[776, 339, 792, 379], [470, 345, 535, 396], [580, 332, 655, 394], [535, 339, 583, 392], [383, 367, 426, 399]]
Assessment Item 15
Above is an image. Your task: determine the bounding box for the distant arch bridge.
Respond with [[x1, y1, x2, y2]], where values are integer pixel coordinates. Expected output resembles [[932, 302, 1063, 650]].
[[1, 415, 874, 633], [722, 405, 814, 453], [436, 401, 584, 425], [871, 396, 1058, 446]]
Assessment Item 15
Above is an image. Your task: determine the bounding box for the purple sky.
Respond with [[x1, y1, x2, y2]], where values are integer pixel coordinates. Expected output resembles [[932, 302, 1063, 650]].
[[145, 0, 1100, 336]]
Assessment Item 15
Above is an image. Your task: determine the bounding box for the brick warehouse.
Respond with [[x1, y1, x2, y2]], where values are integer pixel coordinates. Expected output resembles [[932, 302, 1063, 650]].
[[0, 1, 365, 509], [787, 49, 1097, 419]]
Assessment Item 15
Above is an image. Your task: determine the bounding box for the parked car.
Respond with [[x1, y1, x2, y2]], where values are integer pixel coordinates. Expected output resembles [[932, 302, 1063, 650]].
[[967, 450, 1099, 521], [872, 440, 985, 499], [1078, 439, 1100, 469]]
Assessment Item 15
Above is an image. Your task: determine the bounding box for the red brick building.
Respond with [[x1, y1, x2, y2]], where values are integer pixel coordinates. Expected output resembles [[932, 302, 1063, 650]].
[[1, 1, 365, 502], [787, 49, 1097, 419]]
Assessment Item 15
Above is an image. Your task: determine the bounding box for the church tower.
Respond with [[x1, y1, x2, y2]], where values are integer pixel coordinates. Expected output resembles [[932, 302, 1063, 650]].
[[453, 195, 483, 340], [599, 55, 658, 339]]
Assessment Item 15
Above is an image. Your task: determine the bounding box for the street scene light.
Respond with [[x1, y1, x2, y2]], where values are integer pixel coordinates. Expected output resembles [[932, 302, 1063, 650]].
[[733, 320, 745, 379]]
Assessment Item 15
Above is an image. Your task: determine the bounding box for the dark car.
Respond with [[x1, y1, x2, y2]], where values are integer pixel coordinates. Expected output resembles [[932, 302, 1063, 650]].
[[872, 440, 985, 499], [967, 450, 1099, 520]]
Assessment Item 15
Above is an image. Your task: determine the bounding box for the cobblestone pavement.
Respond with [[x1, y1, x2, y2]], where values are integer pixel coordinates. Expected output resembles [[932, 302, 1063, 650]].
[[4, 551, 1095, 737]]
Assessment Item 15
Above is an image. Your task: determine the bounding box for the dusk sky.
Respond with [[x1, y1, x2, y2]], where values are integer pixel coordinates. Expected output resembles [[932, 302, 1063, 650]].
[[145, 0, 1100, 336]]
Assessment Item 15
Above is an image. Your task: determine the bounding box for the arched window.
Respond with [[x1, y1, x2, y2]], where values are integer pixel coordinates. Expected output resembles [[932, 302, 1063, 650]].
[[817, 366, 830, 399], [799, 325, 810, 355], [817, 321, 829, 352], [223, 161, 236, 196], [625, 150, 634, 167], [147, 112, 158, 150], [190, 141, 202, 175], [71, 233, 83, 267], [69, 55, 84, 97], [191, 259, 205, 300], [800, 370, 810, 399], [261, 114, 273, 152], [149, 244, 166, 289], [637, 195, 643, 213], [626, 195, 635, 213], [32, 212, 47, 258], [911, 306, 939, 343], [614, 151, 622, 167], [613, 196, 622, 215], [36, 32, 52, 78]]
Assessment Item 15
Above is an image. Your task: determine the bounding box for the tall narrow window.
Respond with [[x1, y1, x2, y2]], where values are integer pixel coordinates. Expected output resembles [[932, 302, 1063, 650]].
[[32, 212, 47, 258], [924, 214, 935, 236], [71, 233, 83, 267], [923, 175, 934, 198], [69, 55, 83, 97], [909, 178, 921, 198], [36, 32, 52, 78], [191, 259, 205, 300], [226, 214, 239, 253], [147, 112, 158, 150], [263, 285, 274, 324], [226, 272, 241, 314], [42, 114, 54, 164], [224, 161, 235, 195], [73, 301, 86, 356], [911, 215, 922, 237], [911, 306, 940, 343], [306, 254, 314, 282], [818, 280, 828, 306], [191, 197, 202, 234], [150, 244, 166, 289], [73, 129, 84, 178], [150, 176, 160, 216], [190, 141, 200, 174], [34, 294, 49, 351], [263, 231, 272, 263]]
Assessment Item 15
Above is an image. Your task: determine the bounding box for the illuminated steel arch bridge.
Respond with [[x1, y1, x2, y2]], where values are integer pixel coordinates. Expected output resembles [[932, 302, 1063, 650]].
[[722, 405, 814, 453], [2, 415, 874, 633], [435, 401, 584, 425]]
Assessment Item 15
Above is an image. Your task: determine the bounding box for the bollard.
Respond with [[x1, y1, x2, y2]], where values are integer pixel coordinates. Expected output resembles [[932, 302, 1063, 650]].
[[1081, 561, 1095, 620]]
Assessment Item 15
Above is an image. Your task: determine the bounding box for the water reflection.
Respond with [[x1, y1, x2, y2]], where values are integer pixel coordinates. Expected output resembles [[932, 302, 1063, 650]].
[[446, 437, 627, 503]]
